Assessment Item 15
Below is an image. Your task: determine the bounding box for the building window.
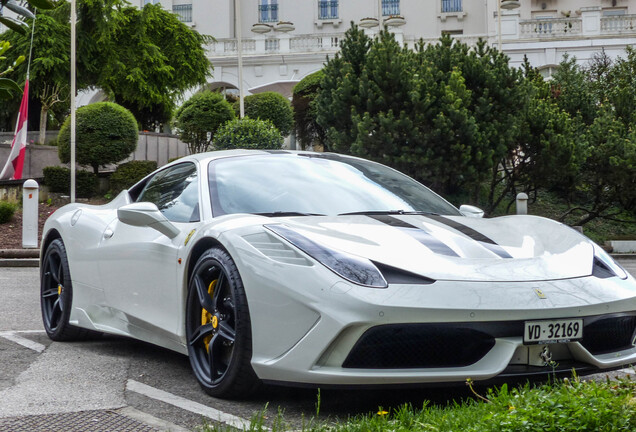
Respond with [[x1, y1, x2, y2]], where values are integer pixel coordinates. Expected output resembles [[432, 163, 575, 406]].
[[259, 0, 278, 23], [441, 0, 462, 13], [382, 0, 400, 16], [172, 4, 192, 22], [319, 1, 339, 19]]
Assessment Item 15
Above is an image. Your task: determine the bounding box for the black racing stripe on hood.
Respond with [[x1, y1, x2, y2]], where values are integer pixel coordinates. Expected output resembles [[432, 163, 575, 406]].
[[368, 215, 459, 257], [423, 215, 513, 259]]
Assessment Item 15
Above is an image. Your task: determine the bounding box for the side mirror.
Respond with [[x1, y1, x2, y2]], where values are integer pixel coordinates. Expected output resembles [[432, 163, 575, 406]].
[[117, 202, 181, 239], [459, 205, 485, 218]]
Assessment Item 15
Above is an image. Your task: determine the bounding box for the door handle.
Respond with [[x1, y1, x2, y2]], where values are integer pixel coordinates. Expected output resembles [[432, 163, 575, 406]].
[[103, 229, 114, 239]]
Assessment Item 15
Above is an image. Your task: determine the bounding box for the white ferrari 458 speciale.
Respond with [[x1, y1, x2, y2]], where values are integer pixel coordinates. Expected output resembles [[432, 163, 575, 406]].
[[40, 150, 636, 398]]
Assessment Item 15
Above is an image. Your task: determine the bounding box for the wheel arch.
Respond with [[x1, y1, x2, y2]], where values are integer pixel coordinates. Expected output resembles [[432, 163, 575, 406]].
[[186, 237, 230, 289], [40, 229, 62, 266]]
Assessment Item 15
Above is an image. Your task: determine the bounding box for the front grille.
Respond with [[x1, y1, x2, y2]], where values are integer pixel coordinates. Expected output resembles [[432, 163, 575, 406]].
[[342, 324, 496, 369], [581, 315, 636, 355]]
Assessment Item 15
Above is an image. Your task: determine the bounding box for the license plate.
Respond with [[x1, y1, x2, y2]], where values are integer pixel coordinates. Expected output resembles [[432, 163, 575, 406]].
[[524, 319, 583, 344]]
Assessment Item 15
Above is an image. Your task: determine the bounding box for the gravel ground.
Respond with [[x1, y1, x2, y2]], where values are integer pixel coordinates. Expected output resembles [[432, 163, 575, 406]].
[[0, 204, 59, 250]]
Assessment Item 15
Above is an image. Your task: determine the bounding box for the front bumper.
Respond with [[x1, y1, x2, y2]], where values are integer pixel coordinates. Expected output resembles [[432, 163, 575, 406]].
[[227, 231, 636, 386]]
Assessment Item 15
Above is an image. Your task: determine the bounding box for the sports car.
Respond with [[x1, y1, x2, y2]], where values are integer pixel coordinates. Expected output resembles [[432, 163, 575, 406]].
[[40, 150, 636, 398]]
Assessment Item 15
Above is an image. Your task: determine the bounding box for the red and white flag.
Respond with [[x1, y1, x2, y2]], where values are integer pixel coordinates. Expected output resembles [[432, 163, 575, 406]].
[[0, 80, 29, 180]]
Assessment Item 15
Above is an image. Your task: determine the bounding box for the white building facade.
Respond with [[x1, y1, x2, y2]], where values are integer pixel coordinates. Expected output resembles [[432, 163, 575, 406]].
[[124, 0, 636, 100]]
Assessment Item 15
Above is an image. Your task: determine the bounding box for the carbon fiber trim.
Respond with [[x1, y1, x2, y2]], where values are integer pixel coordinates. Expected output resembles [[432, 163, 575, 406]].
[[423, 215, 513, 259], [368, 215, 459, 257]]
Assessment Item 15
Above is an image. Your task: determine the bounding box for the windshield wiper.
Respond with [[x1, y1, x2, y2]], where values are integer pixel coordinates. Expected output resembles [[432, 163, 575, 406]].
[[338, 210, 438, 216], [253, 211, 326, 217]]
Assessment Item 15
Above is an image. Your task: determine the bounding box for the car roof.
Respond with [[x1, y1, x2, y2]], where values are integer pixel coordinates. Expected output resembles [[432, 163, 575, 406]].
[[171, 149, 356, 166]]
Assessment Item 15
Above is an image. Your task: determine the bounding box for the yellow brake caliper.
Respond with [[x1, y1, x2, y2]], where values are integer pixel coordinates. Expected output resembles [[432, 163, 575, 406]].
[[201, 279, 218, 352]]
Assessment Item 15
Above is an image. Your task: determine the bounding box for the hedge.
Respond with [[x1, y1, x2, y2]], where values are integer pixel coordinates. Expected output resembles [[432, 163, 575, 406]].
[[42, 166, 98, 198]]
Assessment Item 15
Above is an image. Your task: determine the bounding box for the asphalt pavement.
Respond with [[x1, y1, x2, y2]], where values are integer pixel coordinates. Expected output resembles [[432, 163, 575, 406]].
[[1, 259, 635, 430]]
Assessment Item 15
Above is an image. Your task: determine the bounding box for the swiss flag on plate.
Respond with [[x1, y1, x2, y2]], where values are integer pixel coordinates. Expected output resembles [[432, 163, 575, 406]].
[[0, 80, 29, 180]]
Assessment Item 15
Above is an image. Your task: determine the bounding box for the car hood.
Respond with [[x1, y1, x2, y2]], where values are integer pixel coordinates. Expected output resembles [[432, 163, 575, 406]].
[[268, 214, 595, 282]]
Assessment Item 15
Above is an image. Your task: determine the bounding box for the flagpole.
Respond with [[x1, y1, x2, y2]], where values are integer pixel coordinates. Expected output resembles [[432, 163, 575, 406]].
[[70, 0, 76, 203]]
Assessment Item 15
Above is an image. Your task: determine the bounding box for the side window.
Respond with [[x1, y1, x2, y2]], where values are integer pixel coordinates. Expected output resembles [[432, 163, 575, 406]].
[[137, 163, 200, 223]]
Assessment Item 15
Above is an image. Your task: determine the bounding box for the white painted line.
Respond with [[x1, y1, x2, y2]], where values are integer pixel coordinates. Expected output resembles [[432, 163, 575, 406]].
[[14, 329, 47, 334], [0, 331, 46, 353], [618, 368, 635, 375], [126, 379, 255, 430], [116, 406, 191, 432]]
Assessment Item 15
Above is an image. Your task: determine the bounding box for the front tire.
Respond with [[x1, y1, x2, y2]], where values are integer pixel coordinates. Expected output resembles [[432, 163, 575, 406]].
[[186, 248, 259, 398], [40, 238, 94, 341]]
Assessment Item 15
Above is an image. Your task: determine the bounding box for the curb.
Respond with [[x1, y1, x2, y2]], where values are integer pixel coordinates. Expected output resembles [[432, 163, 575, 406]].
[[0, 249, 40, 258], [0, 258, 39, 267]]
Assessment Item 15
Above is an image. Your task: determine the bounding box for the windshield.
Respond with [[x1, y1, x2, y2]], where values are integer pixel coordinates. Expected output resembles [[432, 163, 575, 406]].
[[208, 153, 460, 217]]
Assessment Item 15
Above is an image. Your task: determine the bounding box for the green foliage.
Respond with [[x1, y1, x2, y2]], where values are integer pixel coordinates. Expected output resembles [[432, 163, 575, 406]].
[[315, 23, 372, 152], [292, 70, 326, 150], [0, 201, 17, 224], [175, 91, 235, 154], [214, 118, 283, 150], [574, 106, 636, 225], [203, 376, 636, 432], [0, 40, 26, 100], [57, 102, 138, 174], [42, 166, 97, 197], [550, 54, 597, 126], [0, 0, 211, 128], [93, 3, 212, 129], [109, 160, 157, 194], [242, 92, 293, 136]]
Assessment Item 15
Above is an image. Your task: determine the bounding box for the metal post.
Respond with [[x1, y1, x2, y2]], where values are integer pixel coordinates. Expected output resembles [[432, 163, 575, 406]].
[[497, 0, 502, 51], [516, 192, 528, 215], [70, 0, 76, 203], [22, 179, 39, 248], [236, 0, 245, 118]]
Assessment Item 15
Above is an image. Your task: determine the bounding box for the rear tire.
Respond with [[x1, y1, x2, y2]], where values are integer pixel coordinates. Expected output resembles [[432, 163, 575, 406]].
[[40, 239, 97, 341], [186, 247, 259, 398]]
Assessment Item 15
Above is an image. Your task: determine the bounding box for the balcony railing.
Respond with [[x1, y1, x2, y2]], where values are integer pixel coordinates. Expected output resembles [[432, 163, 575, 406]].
[[441, 0, 462, 13], [601, 14, 636, 33], [519, 17, 582, 38], [318, 1, 339, 20], [382, 0, 400, 16], [207, 33, 484, 57], [258, 3, 278, 23]]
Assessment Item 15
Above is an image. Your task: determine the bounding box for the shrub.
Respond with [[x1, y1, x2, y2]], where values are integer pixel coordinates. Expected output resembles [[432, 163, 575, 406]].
[[292, 70, 326, 149], [0, 201, 17, 224], [109, 160, 157, 194], [242, 92, 293, 136], [42, 166, 98, 197], [58, 102, 138, 174], [175, 91, 236, 154], [214, 118, 283, 150]]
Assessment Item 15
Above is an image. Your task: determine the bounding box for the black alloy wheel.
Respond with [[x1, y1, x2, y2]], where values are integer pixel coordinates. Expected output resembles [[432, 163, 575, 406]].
[[40, 238, 94, 341], [186, 247, 259, 398]]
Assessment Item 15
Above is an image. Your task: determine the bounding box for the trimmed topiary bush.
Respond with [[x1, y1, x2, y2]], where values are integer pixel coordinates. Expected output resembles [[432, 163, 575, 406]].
[[242, 92, 293, 136], [0, 201, 17, 224], [58, 102, 138, 174], [292, 70, 326, 150], [42, 166, 98, 197], [175, 91, 236, 154], [214, 118, 283, 150], [109, 160, 158, 194]]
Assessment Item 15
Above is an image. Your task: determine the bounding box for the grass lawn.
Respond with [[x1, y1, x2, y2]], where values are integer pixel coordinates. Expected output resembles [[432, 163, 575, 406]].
[[203, 374, 636, 432]]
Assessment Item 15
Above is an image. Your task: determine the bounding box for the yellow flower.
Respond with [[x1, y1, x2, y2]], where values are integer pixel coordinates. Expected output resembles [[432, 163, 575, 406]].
[[377, 410, 389, 416]]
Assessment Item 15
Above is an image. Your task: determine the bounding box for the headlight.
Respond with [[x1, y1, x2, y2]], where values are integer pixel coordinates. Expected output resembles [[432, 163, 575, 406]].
[[593, 243, 628, 280], [265, 224, 388, 288]]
